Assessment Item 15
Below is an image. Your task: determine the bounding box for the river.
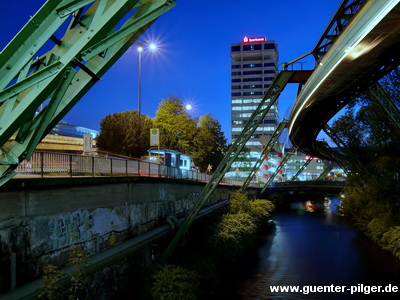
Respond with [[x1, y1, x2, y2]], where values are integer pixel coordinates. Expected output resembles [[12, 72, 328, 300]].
[[231, 195, 400, 300]]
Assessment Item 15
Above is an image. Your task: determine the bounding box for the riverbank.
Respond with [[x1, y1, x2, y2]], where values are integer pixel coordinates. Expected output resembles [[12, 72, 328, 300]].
[[131, 191, 275, 300], [340, 179, 400, 260]]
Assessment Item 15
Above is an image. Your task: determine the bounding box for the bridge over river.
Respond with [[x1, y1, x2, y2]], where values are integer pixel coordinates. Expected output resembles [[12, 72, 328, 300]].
[[0, 0, 399, 298]]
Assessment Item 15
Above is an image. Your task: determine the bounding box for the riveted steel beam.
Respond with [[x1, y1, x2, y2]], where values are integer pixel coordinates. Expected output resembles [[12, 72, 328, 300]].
[[161, 71, 296, 263], [239, 121, 288, 192], [366, 82, 400, 132], [261, 146, 297, 194], [290, 155, 314, 181], [0, 0, 175, 185], [317, 161, 336, 179]]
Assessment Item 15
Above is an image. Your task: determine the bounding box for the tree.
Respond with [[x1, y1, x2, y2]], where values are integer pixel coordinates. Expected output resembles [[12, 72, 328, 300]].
[[330, 68, 400, 180], [154, 95, 198, 154], [96, 110, 153, 158], [330, 68, 400, 218], [191, 113, 227, 171]]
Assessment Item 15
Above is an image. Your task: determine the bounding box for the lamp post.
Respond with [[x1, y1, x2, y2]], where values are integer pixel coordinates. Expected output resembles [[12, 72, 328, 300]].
[[137, 44, 143, 116], [136, 42, 157, 116]]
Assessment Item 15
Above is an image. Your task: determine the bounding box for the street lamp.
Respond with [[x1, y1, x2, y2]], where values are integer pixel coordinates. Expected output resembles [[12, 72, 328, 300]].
[[136, 42, 157, 116]]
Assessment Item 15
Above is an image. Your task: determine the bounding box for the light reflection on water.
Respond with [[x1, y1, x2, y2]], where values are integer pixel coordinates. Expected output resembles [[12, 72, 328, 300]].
[[233, 195, 400, 300]]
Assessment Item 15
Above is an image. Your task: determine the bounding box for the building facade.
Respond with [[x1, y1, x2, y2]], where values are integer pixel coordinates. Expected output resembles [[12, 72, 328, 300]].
[[230, 36, 279, 179], [50, 122, 99, 139], [229, 37, 339, 183]]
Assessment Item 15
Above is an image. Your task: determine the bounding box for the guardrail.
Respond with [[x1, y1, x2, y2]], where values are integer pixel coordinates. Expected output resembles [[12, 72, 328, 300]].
[[14, 151, 256, 187]]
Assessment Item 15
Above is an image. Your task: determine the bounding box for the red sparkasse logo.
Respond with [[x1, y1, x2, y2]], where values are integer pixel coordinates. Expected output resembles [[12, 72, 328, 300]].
[[242, 36, 266, 43]]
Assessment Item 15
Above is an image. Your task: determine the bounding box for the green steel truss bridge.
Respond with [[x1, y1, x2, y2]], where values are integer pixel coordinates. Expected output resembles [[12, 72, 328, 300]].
[[0, 0, 399, 261]]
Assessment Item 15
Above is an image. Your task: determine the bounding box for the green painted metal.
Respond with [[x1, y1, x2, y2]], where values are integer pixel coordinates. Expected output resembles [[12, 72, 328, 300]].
[[239, 121, 288, 191], [290, 155, 314, 181], [260, 146, 297, 194], [323, 124, 373, 183], [317, 161, 336, 179], [161, 71, 296, 263], [366, 82, 400, 132], [0, 0, 175, 185]]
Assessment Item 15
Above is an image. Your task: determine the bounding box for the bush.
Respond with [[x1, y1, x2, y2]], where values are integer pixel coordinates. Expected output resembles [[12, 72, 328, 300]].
[[212, 191, 274, 262], [229, 190, 252, 214], [150, 265, 200, 300], [38, 241, 88, 300], [381, 226, 400, 259], [248, 199, 274, 225]]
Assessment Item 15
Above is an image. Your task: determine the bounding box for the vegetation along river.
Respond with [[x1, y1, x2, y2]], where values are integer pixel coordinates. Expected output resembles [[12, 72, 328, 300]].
[[231, 195, 400, 300]]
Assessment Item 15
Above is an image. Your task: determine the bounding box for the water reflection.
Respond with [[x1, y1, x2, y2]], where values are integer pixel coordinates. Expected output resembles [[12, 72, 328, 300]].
[[234, 195, 400, 300]]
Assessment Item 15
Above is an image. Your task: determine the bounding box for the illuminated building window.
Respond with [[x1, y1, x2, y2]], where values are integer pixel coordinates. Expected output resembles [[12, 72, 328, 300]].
[[232, 99, 242, 104], [243, 63, 262, 68], [243, 84, 262, 89], [243, 92, 262, 96], [243, 44, 262, 51]]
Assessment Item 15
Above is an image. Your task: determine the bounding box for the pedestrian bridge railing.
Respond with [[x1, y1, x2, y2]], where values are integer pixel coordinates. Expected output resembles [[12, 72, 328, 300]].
[[14, 151, 256, 187]]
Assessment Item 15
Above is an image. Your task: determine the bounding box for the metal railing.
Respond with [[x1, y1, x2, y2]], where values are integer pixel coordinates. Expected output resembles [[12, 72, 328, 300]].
[[14, 151, 255, 187]]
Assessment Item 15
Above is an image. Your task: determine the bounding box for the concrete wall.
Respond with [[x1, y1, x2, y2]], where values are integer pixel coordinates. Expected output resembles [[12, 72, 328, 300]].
[[0, 177, 258, 294]]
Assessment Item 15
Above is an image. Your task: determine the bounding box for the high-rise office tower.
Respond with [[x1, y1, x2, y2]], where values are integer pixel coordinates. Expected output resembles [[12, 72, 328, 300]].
[[230, 36, 279, 175]]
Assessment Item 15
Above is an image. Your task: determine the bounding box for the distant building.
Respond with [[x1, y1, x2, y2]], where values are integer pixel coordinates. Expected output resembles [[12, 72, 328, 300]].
[[230, 36, 279, 156], [229, 37, 340, 183], [284, 153, 326, 181], [230, 36, 281, 180], [145, 148, 192, 171], [50, 122, 99, 139]]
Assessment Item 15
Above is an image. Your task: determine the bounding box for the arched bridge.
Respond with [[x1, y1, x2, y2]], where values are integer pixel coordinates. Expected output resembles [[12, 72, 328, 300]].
[[288, 0, 400, 161]]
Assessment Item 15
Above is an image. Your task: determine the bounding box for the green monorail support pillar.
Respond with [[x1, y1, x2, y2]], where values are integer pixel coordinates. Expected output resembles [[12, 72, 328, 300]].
[[261, 146, 297, 194], [161, 71, 297, 263], [366, 82, 400, 133], [290, 155, 314, 181], [239, 121, 288, 192], [0, 0, 175, 186], [317, 161, 336, 179]]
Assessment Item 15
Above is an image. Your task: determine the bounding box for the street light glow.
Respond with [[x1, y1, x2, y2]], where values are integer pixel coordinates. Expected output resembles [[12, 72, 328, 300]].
[[148, 42, 157, 52]]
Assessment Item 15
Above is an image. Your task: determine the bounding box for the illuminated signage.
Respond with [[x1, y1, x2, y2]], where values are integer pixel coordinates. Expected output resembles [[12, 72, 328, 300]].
[[242, 36, 266, 43]]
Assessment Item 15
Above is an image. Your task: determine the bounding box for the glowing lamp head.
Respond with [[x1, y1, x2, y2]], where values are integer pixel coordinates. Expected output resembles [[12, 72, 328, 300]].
[[148, 43, 157, 52], [137, 45, 143, 52]]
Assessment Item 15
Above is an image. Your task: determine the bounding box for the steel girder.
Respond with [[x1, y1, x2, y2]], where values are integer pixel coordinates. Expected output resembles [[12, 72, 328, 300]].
[[323, 124, 373, 183], [260, 146, 297, 194], [366, 82, 400, 133], [290, 155, 314, 181], [239, 121, 288, 192], [161, 71, 296, 262], [0, 0, 175, 185], [317, 161, 336, 179]]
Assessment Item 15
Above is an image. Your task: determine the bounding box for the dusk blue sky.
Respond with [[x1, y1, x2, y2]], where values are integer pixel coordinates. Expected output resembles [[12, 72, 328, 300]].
[[0, 0, 342, 143]]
